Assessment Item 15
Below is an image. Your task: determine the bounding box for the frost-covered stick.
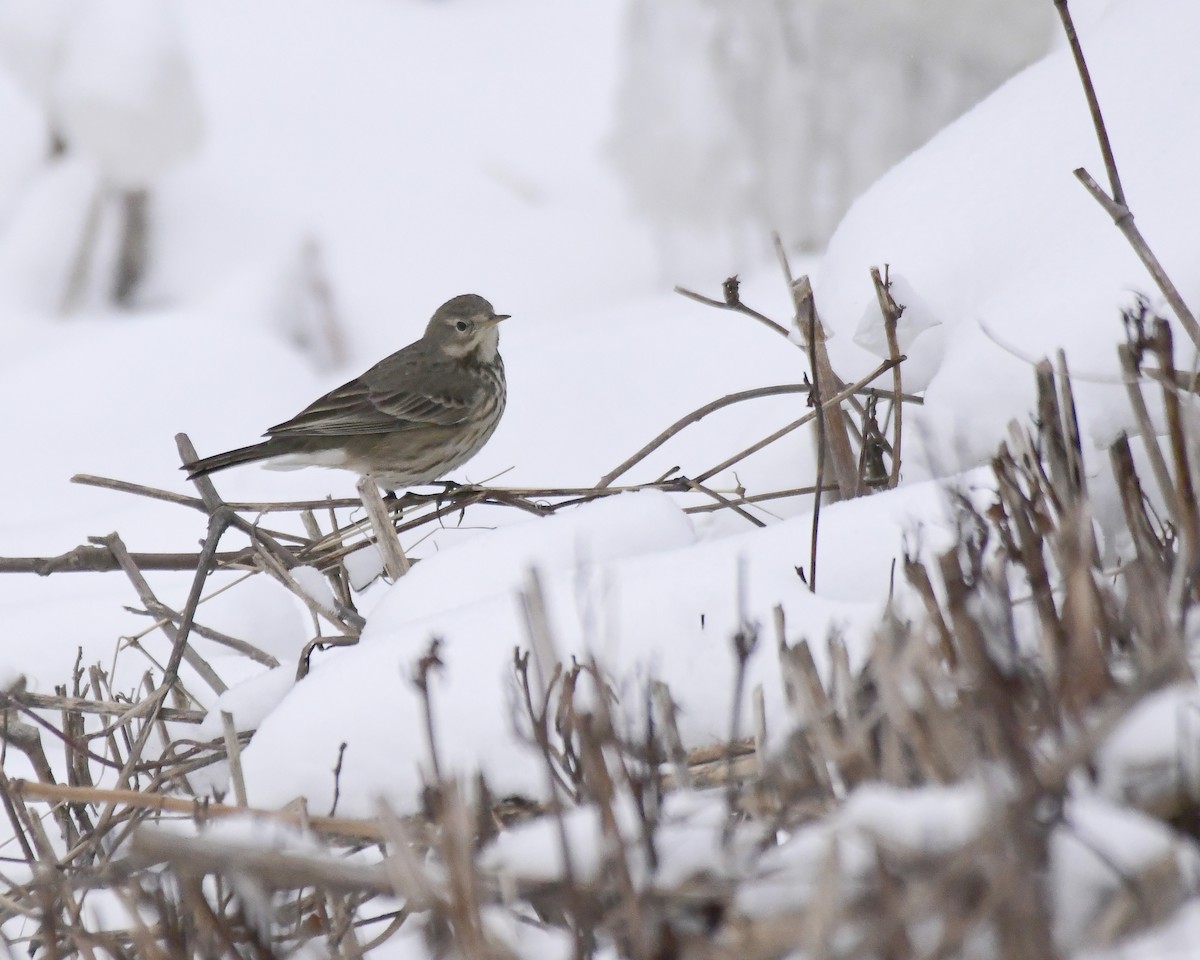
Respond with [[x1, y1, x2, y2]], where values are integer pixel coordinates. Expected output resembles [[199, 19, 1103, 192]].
[[356, 477, 410, 579], [870, 266, 905, 488], [694, 357, 902, 486], [220, 711, 247, 808], [99, 533, 227, 696]]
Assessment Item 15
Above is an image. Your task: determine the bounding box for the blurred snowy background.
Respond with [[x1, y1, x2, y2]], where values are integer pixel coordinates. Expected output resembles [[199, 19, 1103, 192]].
[[3, 0, 1197, 787], [0, 0, 1071, 689], [3, 3, 1200, 949]]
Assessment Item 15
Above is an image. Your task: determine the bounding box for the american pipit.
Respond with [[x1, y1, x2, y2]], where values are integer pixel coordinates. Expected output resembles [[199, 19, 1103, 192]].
[[184, 294, 509, 489]]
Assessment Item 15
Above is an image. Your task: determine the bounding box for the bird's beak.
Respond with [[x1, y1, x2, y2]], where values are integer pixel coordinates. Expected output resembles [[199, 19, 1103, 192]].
[[485, 313, 511, 326]]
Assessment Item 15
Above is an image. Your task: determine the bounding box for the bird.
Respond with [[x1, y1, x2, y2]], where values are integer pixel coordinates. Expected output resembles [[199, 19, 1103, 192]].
[[183, 294, 509, 490]]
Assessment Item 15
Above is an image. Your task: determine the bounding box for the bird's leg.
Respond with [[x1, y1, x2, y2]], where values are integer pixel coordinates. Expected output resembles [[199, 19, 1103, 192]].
[[430, 479, 481, 515]]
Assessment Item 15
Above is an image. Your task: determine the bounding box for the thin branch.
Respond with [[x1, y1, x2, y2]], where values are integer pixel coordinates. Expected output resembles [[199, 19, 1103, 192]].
[[871, 266, 905, 488], [1073, 170, 1200, 349], [1052, 1, 1199, 348], [674, 276, 790, 338], [72, 474, 204, 508], [694, 356, 903, 484], [682, 484, 827, 514], [597, 384, 813, 489], [802, 279, 827, 591], [6, 691, 204, 724], [101, 533, 227, 696], [0, 547, 253, 575], [1052, 0, 1124, 206]]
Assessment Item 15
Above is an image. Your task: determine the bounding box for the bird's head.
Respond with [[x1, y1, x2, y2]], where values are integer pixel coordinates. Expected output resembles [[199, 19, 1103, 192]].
[[426, 294, 510, 362]]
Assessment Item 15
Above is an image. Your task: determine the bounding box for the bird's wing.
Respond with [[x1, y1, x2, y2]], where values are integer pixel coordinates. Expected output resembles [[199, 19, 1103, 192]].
[[266, 351, 485, 439]]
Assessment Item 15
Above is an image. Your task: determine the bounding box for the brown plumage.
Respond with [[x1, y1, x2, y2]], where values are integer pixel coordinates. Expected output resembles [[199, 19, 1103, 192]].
[[184, 294, 509, 489]]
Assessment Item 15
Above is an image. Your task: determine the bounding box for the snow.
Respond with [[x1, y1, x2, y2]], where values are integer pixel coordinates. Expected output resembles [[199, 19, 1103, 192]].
[[1095, 684, 1200, 815], [53, 0, 203, 186], [237, 479, 971, 815], [1052, 794, 1198, 951], [481, 789, 752, 891], [1, 0, 1199, 953], [290, 564, 338, 616], [735, 780, 991, 921], [0, 0, 80, 106], [812, 0, 1200, 480], [1082, 900, 1200, 960]]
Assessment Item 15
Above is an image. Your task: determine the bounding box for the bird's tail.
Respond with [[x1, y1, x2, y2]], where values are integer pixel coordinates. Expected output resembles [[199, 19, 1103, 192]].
[[183, 441, 277, 479]]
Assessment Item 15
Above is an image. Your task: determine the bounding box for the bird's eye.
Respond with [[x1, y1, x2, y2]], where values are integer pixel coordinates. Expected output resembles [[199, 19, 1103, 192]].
[[455, 320, 469, 332]]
